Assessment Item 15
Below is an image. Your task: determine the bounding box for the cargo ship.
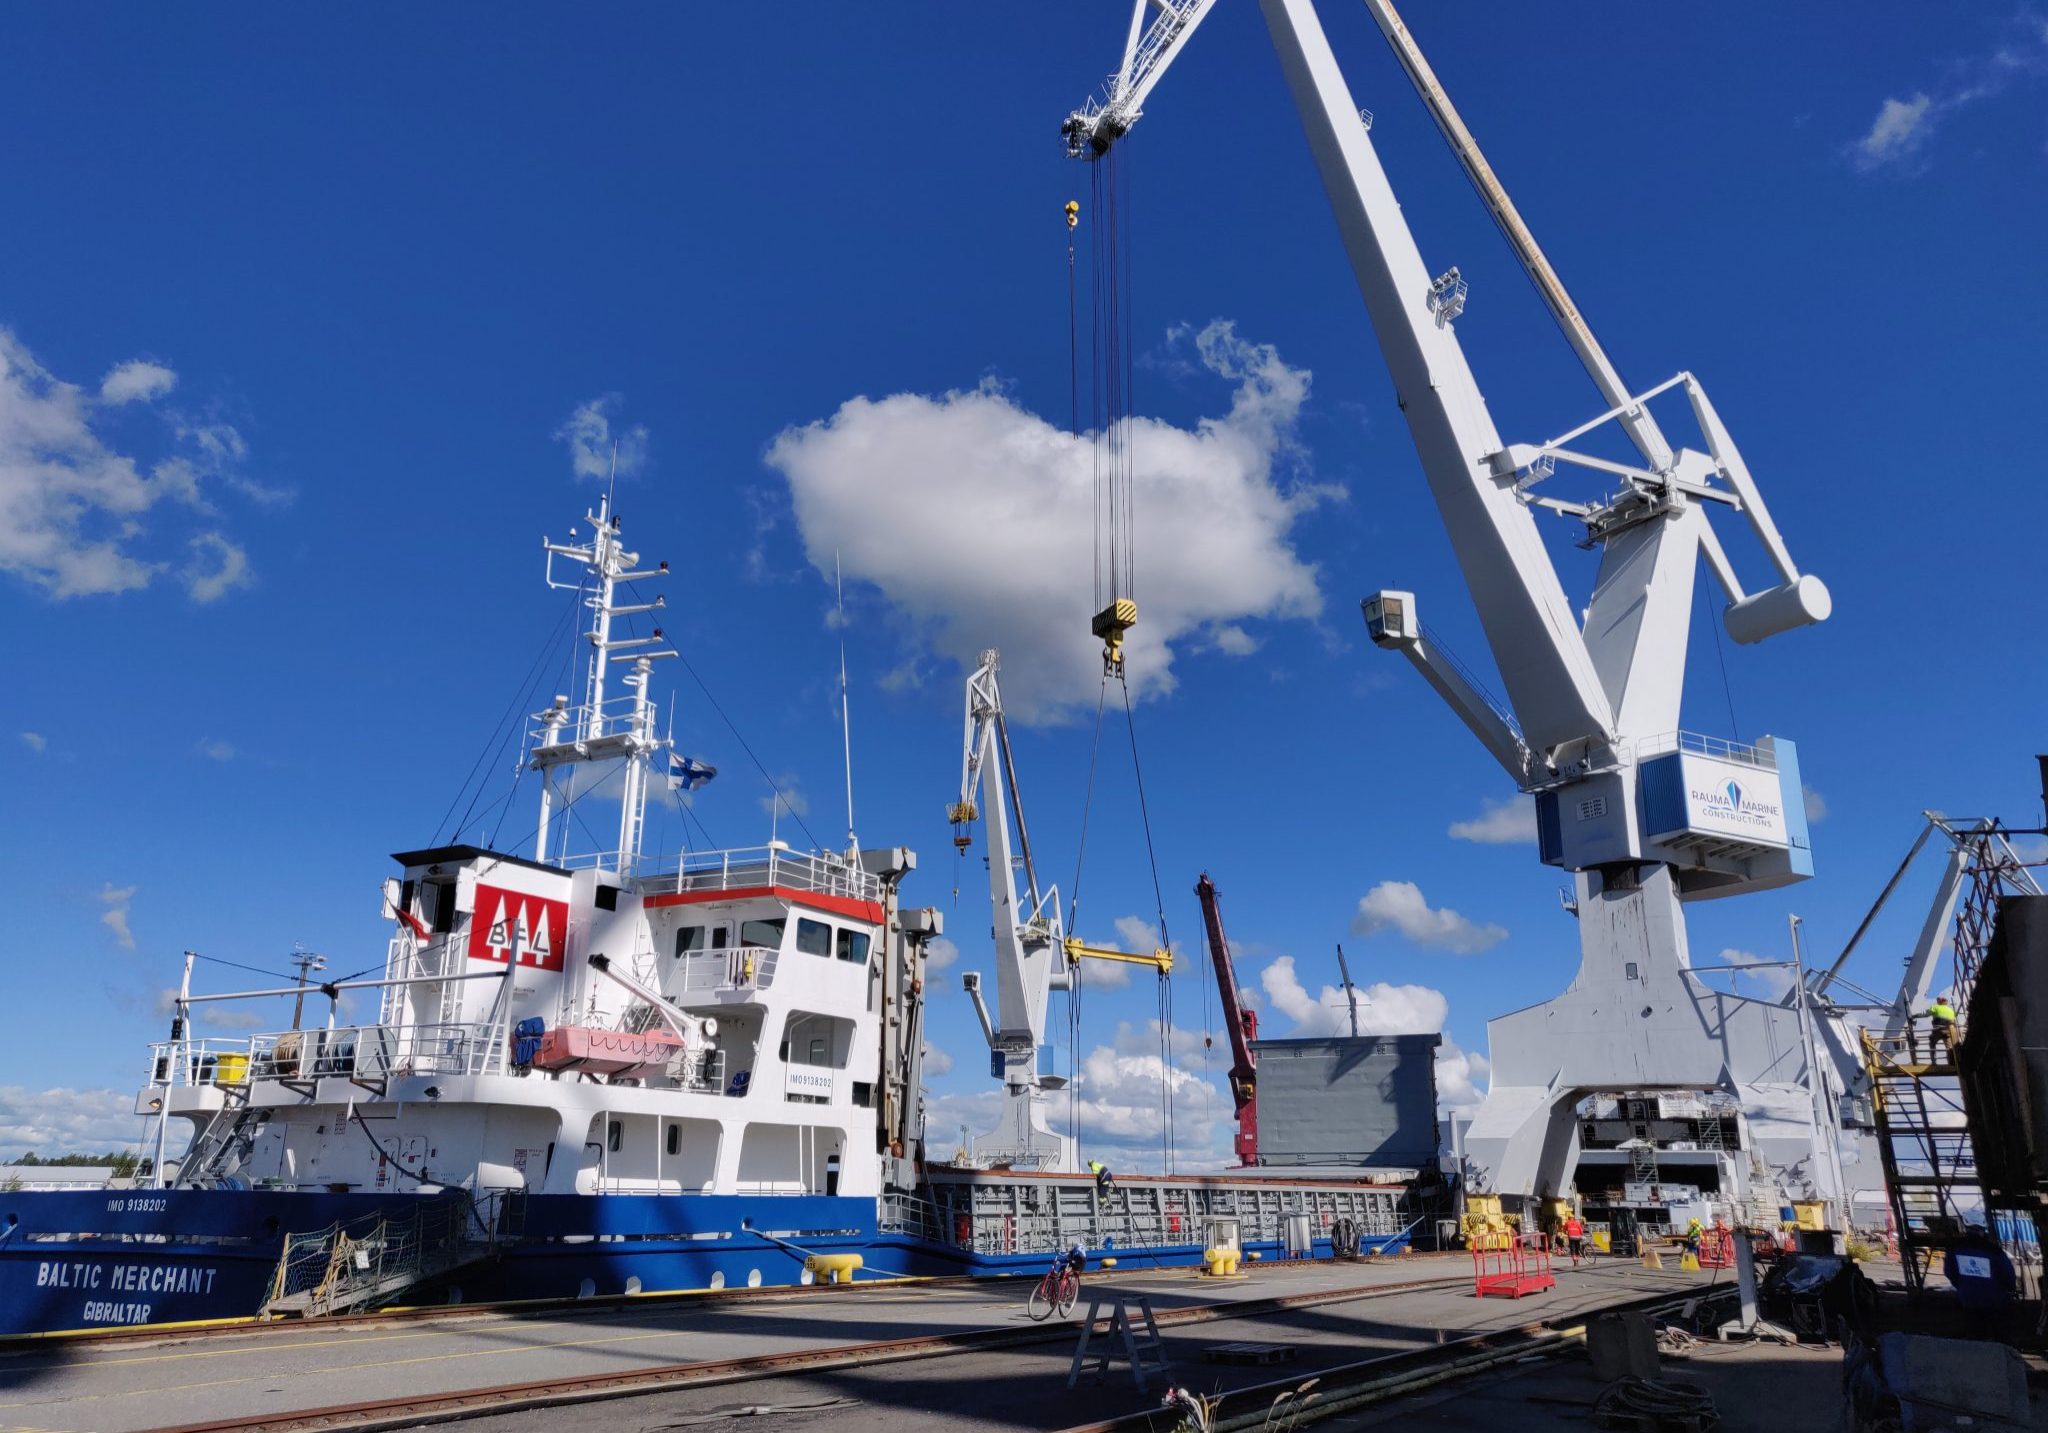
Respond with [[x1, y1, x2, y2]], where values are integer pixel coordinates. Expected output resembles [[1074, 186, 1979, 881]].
[[2, 498, 1425, 1337]]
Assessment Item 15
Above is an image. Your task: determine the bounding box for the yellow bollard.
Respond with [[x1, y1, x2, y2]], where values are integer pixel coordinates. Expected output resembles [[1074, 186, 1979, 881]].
[[803, 1253, 864, 1285], [1680, 1252, 1701, 1272], [1641, 1248, 1664, 1270]]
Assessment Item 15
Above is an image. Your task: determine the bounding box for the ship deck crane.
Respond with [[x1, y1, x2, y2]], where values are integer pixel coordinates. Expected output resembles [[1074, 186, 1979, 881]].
[[1195, 873, 1259, 1165], [1065, 0, 1837, 1212], [950, 649, 1170, 1171]]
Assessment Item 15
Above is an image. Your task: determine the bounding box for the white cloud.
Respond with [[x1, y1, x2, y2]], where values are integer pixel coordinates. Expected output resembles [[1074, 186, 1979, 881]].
[[1849, 21, 2048, 173], [183, 531, 251, 603], [1075, 955, 1133, 989], [0, 1086, 144, 1160], [99, 883, 137, 950], [99, 360, 177, 405], [1257, 955, 1486, 1120], [760, 779, 810, 824], [1258, 954, 1448, 1037], [19, 731, 46, 753], [1851, 94, 1934, 171], [1350, 879, 1505, 955], [196, 738, 235, 762], [765, 320, 1336, 722], [1447, 796, 1536, 845], [201, 1007, 269, 1031], [924, 936, 959, 972], [556, 394, 649, 483], [1435, 1043, 1490, 1118], [1803, 785, 1828, 823], [0, 330, 264, 599], [1068, 1044, 1234, 1173], [1714, 946, 1795, 1001], [921, 1042, 954, 1078]]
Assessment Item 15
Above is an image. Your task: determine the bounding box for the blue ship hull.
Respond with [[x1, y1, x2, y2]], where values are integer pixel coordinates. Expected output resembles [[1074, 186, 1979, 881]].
[[0, 1187, 1409, 1338]]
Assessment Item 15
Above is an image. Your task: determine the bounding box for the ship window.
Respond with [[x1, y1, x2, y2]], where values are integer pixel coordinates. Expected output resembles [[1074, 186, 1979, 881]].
[[675, 925, 706, 956], [836, 929, 870, 965], [740, 917, 785, 949], [666, 1123, 680, 1157], [711, 925, 729, 948], [796, 918, 832, 957], [809, 1037, 827, 1065], [429, 882, 457, 933], [607, 1120, 623, 1153]]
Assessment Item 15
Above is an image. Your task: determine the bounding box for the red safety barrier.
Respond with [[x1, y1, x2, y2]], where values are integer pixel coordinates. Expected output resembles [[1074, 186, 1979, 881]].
[[1697, 1225, 1736, 1269], [1472, 1232, 1556, 1298]]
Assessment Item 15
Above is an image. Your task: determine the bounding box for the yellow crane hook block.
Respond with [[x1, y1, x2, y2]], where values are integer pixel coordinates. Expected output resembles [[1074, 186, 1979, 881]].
[[1065, 199, 1080, 229], [1092, 599, 1138, 674]]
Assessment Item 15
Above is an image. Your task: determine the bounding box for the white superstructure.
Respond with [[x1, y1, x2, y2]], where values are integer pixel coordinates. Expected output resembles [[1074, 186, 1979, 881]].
[[141, 499, 941, 1207]]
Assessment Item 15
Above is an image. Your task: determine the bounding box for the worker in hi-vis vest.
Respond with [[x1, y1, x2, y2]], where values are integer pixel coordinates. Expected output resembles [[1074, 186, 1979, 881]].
[[1088, 1159, 1114, 1194], [1928, 994, 1958, 1057]]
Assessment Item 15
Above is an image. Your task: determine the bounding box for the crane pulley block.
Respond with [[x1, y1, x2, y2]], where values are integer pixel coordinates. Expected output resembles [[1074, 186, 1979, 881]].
[[1091, 598, 1138, 674], [946, 799, 979, 849]]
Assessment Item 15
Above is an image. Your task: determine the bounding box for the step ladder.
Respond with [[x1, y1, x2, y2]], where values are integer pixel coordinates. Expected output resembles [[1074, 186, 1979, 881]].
[[1068, 1292, 1170, 1391]]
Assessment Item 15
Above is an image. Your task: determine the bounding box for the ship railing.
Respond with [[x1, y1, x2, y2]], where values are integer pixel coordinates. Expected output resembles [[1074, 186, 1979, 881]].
[[673, 946, 780, 993], [878, 1190, 943, 1242], [655, 845, 883, 905], [236, 1022, 506, 1083], [527, 694, 651, 751], [146, 1038, 264, 1090], [670, 1048, 726, 1095], [1636, 729, 1779, 770]]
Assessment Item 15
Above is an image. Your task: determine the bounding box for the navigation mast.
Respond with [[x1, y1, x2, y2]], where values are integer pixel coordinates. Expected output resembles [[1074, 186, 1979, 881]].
[[532, 496, 675, 872]]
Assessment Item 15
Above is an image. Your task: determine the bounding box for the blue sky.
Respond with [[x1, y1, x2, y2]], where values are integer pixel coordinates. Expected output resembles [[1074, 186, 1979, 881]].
[[3, 3, 2045, 1166]]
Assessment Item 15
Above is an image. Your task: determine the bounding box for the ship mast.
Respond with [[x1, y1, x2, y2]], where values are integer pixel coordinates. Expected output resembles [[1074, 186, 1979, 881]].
[[532, 494, 675, 871]]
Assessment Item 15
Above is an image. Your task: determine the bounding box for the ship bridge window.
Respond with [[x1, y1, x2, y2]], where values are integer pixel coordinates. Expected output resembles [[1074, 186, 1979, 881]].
[[796, 918, 832, 957], [740, 916, 785, 950], [428, 881, 458, 934], [676, 925, 706, 956], [836, 929, 870, 965]]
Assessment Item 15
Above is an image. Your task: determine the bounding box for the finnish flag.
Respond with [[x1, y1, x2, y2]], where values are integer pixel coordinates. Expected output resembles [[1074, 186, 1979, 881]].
[[668, 754, 718, 793]]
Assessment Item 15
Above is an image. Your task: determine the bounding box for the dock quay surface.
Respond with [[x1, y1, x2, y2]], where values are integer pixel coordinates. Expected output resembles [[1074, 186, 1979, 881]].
[[0, 1256, 1719, 1433]]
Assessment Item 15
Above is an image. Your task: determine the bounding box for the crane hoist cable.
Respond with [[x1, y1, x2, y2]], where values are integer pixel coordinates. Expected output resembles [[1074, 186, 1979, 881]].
[[1063, 151, 1181, 1173]]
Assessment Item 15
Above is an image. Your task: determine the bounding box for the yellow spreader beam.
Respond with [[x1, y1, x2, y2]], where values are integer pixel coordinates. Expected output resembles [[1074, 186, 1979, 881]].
[[1064, 936, 1172, 974]]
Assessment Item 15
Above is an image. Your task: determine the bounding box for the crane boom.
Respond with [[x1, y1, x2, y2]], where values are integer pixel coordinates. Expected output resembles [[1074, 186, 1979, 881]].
[[1195, 873, 1258, 1165]]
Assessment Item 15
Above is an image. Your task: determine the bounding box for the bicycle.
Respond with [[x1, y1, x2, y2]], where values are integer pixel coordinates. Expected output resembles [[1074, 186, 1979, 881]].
[[1027, 1255, 1081, 1321]]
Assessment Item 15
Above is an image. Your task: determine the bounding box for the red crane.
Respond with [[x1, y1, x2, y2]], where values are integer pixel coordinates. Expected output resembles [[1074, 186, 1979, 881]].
[[1196, 872, 1259, 1165]]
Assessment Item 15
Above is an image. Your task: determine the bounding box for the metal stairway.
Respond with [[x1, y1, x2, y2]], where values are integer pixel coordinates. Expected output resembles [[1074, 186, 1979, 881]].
[[1864, 1018, 1979, 1293], [170, 1084, 256, 1188]]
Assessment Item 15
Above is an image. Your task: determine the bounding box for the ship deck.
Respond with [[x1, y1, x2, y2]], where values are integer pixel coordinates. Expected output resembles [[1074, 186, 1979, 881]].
[[0, 1255, 1713, 1433]]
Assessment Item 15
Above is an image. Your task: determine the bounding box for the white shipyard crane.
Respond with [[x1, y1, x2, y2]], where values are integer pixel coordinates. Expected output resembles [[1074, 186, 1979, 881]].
[[948, 650, 1168, 1171], [1067, 1, 1841, 1212]]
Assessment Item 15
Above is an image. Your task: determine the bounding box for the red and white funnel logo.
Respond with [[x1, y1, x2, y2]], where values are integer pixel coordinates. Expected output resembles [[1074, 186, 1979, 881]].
[[468, 884, 567, 972]]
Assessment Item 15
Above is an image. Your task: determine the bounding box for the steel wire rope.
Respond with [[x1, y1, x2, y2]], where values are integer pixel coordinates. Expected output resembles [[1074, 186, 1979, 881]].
[[672, 650, 822, 851], [1116, 672, 1177, 1174], [489, 573, 589, 852], [436, 589, 580, 847], [189, 952, 302, 985]]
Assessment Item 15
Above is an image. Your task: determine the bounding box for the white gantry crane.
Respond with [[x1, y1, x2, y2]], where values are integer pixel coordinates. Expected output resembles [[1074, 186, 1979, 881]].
[[948, 649, 1168, 1171], [1067, 1, 1843, 1212]]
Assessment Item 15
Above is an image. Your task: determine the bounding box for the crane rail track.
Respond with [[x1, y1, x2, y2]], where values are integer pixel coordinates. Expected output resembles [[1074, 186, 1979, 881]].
[[132, 1270, 1479, 1433], [1057, 1284, 1739, 1433], [4, 1253, 1467, 1353]]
